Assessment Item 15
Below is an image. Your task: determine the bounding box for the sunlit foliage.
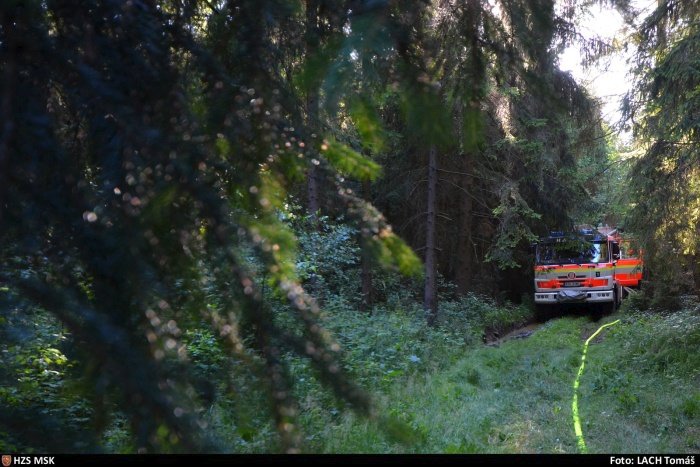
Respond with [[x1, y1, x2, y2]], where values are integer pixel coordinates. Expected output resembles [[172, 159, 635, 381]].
[[624, 0, 700, 303], [0, 0, 636, 454], [0, 0, 419, 452]]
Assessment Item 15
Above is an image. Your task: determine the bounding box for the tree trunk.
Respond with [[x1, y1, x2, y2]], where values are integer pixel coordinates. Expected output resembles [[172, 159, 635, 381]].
[[360, 180, 374, 312], [305, 0, 320, 221], [307, 164, 319, 219], [303, 0, 321, 306], [456, 163, 474, 295], [425, 145, 438, 326], [360, 233, 373, 312], [0, 10, 16, 227], [456, 0, 483, 295]]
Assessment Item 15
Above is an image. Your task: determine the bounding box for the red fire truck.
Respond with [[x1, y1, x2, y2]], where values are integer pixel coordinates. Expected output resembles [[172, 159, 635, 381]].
[[607, 229, 643, 290], [533, 228, 635, 318]]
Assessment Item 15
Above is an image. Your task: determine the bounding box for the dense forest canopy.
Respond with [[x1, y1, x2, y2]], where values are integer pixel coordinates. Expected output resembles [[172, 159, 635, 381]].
[[623, 0, 700, 305], [0, 0, 698, 454]]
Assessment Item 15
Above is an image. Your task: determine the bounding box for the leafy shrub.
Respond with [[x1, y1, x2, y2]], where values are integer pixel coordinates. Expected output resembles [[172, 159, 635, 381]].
[[0, 310, 94, 451], [617, 306, 700, 378], [293, 214, 360, 297], [440, 293, 533, 343], [183, 329, 227, 379]]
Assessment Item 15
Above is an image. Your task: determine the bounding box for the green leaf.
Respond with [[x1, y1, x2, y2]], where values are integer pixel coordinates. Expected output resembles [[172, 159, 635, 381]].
[[293, 37, 343, 95], [400, 82, 452, 150], [322, 139, 382, 181], [371, 231, 423, 277], [349, 98, 386, 154], [462, 106, 484, 152]]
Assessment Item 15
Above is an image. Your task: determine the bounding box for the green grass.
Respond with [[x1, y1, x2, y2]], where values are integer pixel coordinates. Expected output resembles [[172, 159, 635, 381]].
[[14, 289, 694, 453], [109, 294, 700, 453], [296, 301, 700, 453], [10, 282, 700, 453]]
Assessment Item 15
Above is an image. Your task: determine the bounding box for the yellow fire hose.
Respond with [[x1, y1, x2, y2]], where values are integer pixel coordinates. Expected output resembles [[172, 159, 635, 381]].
[[572, 319, 620, 453]]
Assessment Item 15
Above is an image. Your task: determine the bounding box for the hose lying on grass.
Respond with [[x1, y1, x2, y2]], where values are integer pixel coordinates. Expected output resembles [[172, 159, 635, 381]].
[[572, 319, 621, 453]]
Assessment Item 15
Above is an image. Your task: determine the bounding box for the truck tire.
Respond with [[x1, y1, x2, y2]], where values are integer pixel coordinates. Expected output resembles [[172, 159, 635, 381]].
[[617, 284, 623, 307], [601, 288, 618, 315]]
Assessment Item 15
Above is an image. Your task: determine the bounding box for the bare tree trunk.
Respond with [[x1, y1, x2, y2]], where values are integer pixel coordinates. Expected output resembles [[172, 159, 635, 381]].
[[456, 0, 483, 295], [693, 222, 700, 296], [360, 234, 373, 312], [456, 163, 474, 295], [307, 164, 319, 219], [304, 0, 321, 305], [425, 145, 438, 326], [357, 34, 373, 313], [360, 180, 374, 312], [0, 10, 16, 226], [305, 0, 320, 221]]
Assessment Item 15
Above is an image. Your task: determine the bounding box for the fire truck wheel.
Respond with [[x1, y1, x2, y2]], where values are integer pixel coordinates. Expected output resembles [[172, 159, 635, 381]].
[[618, 285, 623, 306], [602, 289, 619, 314]]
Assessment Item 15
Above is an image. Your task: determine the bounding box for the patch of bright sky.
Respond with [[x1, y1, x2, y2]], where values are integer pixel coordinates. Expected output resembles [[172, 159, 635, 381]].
[[557, 1, 656, 144]]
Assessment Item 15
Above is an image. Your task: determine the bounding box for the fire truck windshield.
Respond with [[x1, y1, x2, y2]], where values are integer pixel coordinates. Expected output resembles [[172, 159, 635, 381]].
[[537, 240, 609, 265]]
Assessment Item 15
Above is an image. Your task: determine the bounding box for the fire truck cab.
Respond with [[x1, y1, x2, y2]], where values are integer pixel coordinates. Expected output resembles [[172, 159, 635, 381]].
[[533, 229, 623, 317]]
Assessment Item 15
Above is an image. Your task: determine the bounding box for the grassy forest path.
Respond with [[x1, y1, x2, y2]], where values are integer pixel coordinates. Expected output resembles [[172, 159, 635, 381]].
[[309, 308, 700, 453]]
